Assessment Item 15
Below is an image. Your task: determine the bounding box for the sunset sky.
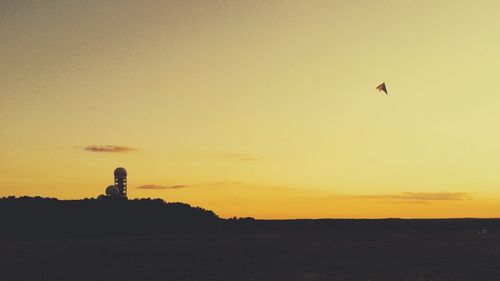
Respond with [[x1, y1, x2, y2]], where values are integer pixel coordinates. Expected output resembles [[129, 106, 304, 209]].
[[2, 1, 500, 219]]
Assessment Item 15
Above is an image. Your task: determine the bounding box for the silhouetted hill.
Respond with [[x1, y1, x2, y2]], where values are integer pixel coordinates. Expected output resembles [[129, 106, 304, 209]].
[[0, 196, 220, 239], [2, 196, 500, 240]]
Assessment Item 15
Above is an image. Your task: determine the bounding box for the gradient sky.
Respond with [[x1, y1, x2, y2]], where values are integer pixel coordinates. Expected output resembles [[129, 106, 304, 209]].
[[2, 0, 500, 219]]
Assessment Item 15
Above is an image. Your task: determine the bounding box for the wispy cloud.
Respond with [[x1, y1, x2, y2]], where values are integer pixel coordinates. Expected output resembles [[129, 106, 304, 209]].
[[137, 181, 242, 190], [225, 153, 259, 161], [356, 192, 471, 202], [137, 184, 188, 190], [83, 145, 137, 153]]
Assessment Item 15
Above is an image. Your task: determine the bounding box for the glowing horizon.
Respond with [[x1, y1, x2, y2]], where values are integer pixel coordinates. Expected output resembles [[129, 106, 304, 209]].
[[2, 1, 500, 219]]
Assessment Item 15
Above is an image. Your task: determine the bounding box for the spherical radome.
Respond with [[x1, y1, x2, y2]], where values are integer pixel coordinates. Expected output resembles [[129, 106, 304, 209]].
[[114, 167, 127, 177], [106, 185, 119, 196]]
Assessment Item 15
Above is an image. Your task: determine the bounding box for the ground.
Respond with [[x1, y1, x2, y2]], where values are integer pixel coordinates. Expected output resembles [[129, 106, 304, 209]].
[[1, 228, 499, 281]]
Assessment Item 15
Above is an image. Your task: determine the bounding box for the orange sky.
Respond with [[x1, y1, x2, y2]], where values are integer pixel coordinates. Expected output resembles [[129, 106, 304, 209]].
[[1, 1, 500, 218]]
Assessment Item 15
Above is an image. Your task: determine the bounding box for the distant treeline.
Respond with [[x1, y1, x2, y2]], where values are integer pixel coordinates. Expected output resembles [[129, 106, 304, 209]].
[[0, 196, 220, 239], [1, 196, 500, 239]]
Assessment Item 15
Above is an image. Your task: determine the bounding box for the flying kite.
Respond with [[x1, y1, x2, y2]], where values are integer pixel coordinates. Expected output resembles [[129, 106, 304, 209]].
[[376, 82, 388, 95]]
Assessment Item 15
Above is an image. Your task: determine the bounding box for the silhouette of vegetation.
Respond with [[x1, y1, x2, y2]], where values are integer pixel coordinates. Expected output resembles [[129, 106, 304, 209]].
[[2, 196, 500, 239], [0, 196, 220, 239]]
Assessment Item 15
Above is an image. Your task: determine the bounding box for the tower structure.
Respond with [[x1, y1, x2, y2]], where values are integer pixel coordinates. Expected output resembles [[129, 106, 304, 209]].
[[114, 167, 127, 198], [105, 185, 119, 197]]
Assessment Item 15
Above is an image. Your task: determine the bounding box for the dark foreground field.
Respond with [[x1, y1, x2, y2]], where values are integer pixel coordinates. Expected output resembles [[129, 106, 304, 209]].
[[2, 226, 500, 281]]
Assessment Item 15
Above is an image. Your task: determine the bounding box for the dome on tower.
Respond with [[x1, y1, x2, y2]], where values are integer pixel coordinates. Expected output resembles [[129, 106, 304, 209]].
[[114, 167, 127, 177], [105, 185, 119, 196]]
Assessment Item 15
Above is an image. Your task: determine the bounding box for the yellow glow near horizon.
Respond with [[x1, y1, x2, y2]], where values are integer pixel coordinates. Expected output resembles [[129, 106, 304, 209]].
[[1, 1, 500, 218]]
